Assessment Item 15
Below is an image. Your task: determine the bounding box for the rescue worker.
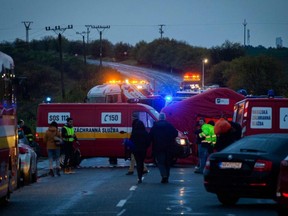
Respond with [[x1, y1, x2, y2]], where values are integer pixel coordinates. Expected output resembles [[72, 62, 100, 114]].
[[197, 120, 216, 174], [62, 117, 80, 174], [194, 118, 205, 173], [18, 119, 34, 144]]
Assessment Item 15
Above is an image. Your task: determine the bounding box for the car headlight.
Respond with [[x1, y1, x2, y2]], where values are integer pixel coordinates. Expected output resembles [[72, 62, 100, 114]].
[[176, 137, 186, 145]]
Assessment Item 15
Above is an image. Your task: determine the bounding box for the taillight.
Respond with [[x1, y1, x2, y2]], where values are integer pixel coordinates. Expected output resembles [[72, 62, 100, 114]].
[[253, 159, 272, 172], [19, 146, 29, 154]]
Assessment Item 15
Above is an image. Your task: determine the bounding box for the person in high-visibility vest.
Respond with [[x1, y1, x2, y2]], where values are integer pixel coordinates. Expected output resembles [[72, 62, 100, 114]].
[[197, 120, 216, 174], [62, 117, 80, 174]]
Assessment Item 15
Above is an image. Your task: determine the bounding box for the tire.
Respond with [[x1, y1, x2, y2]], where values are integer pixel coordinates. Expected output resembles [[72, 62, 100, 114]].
[[277, 204, 288, 216], [31, 168, 38, 183], [23, 161, 32, 185], [17, 159, 22, 188], [217, 194, 239, 206], [109, 157, 118, 165], [0, 188, 10, 206]]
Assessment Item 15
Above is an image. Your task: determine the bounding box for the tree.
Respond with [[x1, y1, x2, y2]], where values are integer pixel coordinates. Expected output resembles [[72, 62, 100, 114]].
[[114, 42, 132, 61], [224, 56, 286, 95], [210, 41, 245, 64]]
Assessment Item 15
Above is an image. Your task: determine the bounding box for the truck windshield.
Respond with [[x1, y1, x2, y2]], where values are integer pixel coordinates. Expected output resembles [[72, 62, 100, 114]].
[[149, 108, 159, 120]]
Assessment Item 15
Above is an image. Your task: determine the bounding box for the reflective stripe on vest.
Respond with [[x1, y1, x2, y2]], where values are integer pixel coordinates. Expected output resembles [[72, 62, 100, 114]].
[[63, 126, 75, 142]]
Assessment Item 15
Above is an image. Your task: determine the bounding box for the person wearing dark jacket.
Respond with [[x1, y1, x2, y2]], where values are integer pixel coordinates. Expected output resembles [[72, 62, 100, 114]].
[[130, 120, 150, 183], [149, 112, 178, 183], [215, 121, 242, 152], [62, 117, 79, 174]]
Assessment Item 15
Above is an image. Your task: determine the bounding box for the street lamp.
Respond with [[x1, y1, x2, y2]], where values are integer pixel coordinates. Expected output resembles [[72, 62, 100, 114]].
[[202, 58, 208, 89]]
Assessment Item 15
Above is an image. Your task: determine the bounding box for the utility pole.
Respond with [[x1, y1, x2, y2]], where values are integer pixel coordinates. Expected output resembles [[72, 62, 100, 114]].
[[76, 31, 87, 64], [45, 25, 73, 99], [84, 25, 91, 44], [243, 19, 247, 47], [22, 21, 33, 43], [88, 25, 110, 67], [159, 24, 165, 38], [247, 29, 250, 46]]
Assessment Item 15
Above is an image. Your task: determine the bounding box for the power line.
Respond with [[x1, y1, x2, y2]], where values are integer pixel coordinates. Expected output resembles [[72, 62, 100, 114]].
[[45, 25, 73, 99], [87, 25, 110, 67], [76, 31, 87, 64]]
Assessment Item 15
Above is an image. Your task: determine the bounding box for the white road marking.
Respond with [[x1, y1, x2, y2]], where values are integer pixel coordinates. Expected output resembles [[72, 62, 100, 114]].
[[116, 199, 127, 207]]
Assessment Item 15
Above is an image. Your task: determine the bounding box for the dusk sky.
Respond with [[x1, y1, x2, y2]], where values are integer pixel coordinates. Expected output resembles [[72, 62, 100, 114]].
[[1, 0, 287, 48]]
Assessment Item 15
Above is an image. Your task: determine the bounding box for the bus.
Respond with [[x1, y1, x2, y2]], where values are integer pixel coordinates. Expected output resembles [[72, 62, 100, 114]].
[[0, 51, 18, 204]]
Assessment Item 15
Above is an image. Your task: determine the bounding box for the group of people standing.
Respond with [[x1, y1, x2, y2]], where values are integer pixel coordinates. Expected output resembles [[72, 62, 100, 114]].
[[126, 112, 178, 184], [43, 117, 79, 177], [194, 117, 242, 174]]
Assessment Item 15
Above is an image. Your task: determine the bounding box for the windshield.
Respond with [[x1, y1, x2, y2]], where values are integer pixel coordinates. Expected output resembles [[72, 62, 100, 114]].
[[149, 108, 159, 120]]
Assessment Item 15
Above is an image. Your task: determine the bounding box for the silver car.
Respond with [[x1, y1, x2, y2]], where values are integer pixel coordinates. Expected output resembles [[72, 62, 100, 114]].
[[18, 134, 38, 185]]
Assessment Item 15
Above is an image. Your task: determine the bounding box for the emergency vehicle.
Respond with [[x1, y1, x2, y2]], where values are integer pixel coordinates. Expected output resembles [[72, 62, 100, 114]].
[[179, 72, 202, 92], [36, 103, 191, 162], [0, 51, 18, 204], [233, 97, 288, 137], [86, 80, 165, 112], [86, 79, 153, 103]]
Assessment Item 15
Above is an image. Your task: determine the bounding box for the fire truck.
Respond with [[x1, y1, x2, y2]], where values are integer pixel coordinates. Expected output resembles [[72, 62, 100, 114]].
[[86, 79, 165, 112], [0, 51, 18, 204], [179, 72, 202, 92]]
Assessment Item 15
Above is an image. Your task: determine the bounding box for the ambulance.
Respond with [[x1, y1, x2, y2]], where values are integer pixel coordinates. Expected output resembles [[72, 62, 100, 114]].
[[233, 97, 288, 137], [36, 103, 191, 162]]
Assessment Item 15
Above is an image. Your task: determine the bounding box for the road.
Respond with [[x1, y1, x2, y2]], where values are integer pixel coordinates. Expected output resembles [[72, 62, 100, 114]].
[[1, 158, 279, 216], [87, 60, 182, 95]]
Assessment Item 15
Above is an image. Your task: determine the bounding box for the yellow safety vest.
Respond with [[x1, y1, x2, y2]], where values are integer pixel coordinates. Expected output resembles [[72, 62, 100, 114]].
[[63, 126, 75, 142], [199, 124, 217, 145]]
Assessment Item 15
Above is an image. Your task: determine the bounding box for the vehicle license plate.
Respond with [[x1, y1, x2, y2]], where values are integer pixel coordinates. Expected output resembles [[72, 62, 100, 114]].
[[219, 162, 242, 169]]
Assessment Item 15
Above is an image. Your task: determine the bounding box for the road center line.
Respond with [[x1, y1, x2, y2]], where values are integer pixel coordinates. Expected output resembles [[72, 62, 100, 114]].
[[116, 199, 127, 207]]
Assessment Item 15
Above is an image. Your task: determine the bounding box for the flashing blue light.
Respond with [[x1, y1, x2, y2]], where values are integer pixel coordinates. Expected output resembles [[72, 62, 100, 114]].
[[268, 89, 274, 98], [165, 95, 173, 102], [46, 97, 51, 103]]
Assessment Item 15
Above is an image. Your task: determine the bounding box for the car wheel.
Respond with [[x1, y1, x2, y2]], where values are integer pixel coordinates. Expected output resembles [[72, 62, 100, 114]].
[[109, 157, 118, 165], [217, 194, 239, 206], [23, 161, 32, 185], [0, 188, 10, 206], [17, 159, 22, 188], [31, 167, 38, 183], [277, 204, 288, 216]]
